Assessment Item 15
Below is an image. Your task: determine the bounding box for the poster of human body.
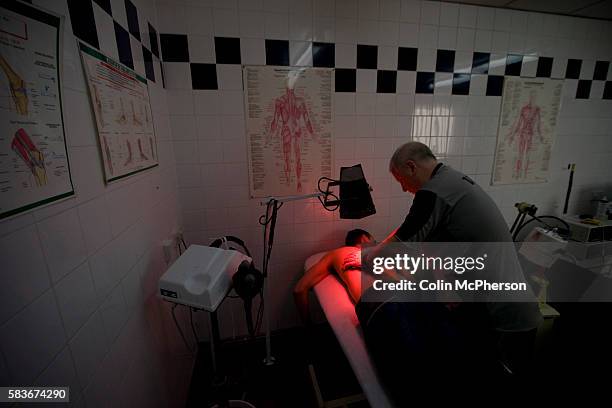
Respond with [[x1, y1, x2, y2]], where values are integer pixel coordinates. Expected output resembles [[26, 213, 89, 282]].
[[79, 42, 157, 183], [492, 77, 562, 185], [243, 66, 333, 197], [0, 0, 74, 220]]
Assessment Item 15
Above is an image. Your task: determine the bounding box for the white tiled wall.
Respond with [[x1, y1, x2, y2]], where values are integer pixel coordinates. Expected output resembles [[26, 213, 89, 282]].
[[0, 1, 193, 407], [159, 0, 612, 337], [2, 1, 611, 403]]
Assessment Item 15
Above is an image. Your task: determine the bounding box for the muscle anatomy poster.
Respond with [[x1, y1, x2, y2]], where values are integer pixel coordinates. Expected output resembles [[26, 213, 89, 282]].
[[79, 42, 157, 183], [492, 77, 562, 185], [0, 1, 74, 220], [243, 66, 333, 197]]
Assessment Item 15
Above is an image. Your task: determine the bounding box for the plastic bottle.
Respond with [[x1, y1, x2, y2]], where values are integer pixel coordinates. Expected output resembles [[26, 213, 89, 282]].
[[595, 196, 609, 220]]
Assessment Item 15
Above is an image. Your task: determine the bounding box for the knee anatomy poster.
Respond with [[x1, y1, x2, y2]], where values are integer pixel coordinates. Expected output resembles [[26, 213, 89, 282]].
[[492, 77, 563, 185], [79, 42, 157, 183], [0, 0, 74, 220], [243, 66, 333, 197]]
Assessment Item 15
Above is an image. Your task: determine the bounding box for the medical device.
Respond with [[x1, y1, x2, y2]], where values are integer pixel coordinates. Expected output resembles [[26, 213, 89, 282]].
[[258, 163, 376, 365], [509, 202, 570, 242], [563, 216, 612, 242], [158, 244, 252, 311]]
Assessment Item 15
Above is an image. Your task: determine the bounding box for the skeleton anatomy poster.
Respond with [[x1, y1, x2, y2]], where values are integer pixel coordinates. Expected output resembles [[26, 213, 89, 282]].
[[492, 77, 563, 185], [79, 42, 157, 183], [243, 66, 333, 197], [0, 0, 74, 220]]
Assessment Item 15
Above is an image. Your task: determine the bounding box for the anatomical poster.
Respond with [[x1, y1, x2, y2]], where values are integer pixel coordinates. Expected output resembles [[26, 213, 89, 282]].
[[243, 66, 333, 198], [79, 42, 157, 183], [0, 0, 74, 220], [492, 77, 563, 185]]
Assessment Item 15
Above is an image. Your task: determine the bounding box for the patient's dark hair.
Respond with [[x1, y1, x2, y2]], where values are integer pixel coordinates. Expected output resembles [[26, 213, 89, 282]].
[[345, 229, 372, 247]]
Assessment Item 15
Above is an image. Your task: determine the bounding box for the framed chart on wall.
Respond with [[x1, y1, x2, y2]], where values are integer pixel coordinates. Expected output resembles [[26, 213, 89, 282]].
[[0, 0, 74, 220], [79, 42, 157, 183], [491, 77, 563, 185], [243, 66, 333, 198]]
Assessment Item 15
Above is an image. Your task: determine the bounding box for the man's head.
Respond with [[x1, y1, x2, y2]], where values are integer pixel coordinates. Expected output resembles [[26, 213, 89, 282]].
[[389, 142, 438, 194], [345, 229, 373, 247]]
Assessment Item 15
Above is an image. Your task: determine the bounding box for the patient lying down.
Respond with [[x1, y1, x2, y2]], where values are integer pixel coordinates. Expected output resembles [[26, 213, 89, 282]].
[[293, 229, 507, 404], [293, 229, 374, 324]]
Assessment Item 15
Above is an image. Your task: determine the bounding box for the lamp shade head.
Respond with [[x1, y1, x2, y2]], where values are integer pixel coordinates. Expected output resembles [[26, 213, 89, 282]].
[[339, 164, 376, 219]]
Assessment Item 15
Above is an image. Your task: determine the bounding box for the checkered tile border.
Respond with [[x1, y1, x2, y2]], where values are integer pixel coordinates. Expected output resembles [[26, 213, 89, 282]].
[[157, 33, 612, 100], [67, 0, 161, 84], [65, 0, 612, 100]]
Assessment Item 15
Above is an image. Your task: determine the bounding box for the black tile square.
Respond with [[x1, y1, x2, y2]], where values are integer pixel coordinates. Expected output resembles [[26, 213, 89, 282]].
[[471, 52, 490, 74], [505, 54, 523, 76], [265, 39, 289, 66], [576, 80, 591, 99], [436, 49, 455, 73], [313, 42, 335, 68], [149, 23, 159, 58], [415, 72, 434, 94], [335, 69, 356, 92], [603, 81, 612, 99], [191, 63, 218, 90], [565, 59, 582, 79], [486, 75, 504, 96], [357, 44, 378, 69], [160, 33, 190, 62], [67, 0, 99, 48], [536, 57, 553, 78], [143, 46, 154, 82], [398, 47, 417, 71], [216, 37, 242, 64], [593, 61, 610, 81], [93, 0, 112, 15], [377, 70, 397, 93], [125, 0, 140, 41], [114, 22, 133, 69], [452, 74, 470, 95]]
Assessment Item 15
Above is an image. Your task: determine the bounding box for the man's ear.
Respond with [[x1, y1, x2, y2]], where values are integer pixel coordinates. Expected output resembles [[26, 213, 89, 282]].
[[405, 160, 417, 174]]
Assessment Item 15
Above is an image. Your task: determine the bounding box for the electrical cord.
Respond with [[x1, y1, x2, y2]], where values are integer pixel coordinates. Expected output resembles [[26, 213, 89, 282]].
[[189, 307, 199, 347], [172, 303, 196, 354], [318, 177, 340, 211], [513, 215, 571, 242], [254, 289, 265, 335], [210, 235, 263, 338]]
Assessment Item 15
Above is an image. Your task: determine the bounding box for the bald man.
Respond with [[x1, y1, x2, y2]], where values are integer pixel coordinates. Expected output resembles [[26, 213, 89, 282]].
[[381, 141, 513, 244], [356, 142, 541, 403]]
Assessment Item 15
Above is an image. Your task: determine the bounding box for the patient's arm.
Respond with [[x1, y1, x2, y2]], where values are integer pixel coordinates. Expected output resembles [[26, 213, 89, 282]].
[[294, 253, 334, 324]]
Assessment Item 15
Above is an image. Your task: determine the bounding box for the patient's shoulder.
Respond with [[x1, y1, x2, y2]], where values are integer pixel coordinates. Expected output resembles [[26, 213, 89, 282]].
[[328, 246, 361, 269]]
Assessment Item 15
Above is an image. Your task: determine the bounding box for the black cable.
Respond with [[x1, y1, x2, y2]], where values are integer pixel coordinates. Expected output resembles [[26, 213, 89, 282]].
[[513, 215, 571, 242], [172, 303, 195, 353], [189, 308, 199, 350], [254, 289, 265, 335], [317, 176, 337, 193], [563, 164, 575, 214], [318, 193, 339, 211], [318, 177, 341, 211], [181, 237, 188, 250]]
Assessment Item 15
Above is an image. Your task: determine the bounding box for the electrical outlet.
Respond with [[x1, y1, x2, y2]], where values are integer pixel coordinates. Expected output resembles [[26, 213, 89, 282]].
[[162, 239, 173, 264]]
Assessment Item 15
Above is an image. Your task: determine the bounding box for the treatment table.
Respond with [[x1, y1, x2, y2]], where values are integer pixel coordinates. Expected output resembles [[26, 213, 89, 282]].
[[304, 252, 394, 408]]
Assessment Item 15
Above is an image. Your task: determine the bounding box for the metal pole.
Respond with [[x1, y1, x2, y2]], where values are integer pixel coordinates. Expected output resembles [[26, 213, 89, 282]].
[[263, 265, 275, 365], [259, 192, 326, 366], [208, 311, 218, 375]]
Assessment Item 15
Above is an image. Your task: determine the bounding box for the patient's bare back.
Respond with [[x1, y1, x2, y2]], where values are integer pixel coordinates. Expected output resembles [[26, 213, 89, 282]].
[[328, 247, 374, 303]]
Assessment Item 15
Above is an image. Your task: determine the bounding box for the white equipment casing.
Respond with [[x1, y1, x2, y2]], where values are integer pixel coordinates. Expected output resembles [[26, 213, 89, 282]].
[[158, 244, 251, 312], [563, 216, 612, 242], [519, 227, 567, 268]]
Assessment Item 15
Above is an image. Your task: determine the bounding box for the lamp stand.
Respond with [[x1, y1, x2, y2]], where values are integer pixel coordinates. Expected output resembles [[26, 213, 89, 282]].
[[260, 192, 325, 366]]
